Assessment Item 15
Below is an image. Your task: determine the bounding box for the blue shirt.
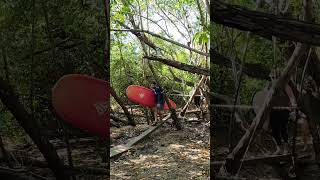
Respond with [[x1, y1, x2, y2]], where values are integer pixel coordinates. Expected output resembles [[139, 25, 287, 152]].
[[153, 86, 164, 104]]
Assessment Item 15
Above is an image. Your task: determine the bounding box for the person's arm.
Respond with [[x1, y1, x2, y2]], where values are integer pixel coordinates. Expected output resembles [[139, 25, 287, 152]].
[[285, 84, 297, 106], [160, 87, 164, 94], [151, 87, 156, 94]]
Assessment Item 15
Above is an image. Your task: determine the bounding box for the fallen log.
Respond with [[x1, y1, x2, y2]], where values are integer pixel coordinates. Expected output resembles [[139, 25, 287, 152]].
[[110, 114, 171, 158], [144, 55, 209, 76], [211, 0, 320, 46]]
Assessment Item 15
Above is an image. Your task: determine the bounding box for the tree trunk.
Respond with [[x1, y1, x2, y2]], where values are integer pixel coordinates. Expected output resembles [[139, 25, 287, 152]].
[[104, 0, 110, 172], [144, 55, 209, 76], [110, 85, 135, 126], [0, 77, 69, 179], [211, 0, 320, 46]]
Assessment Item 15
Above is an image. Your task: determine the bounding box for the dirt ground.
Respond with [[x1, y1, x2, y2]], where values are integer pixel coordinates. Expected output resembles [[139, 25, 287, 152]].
[[110, 112, 210, 180], [1, 137, 108, 180], [213, 125, 318, 179]]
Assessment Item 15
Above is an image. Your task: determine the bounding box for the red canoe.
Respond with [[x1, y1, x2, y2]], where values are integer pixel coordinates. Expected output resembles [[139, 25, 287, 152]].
[[52, 74, 109, 139], [126, 85, 177, 110]]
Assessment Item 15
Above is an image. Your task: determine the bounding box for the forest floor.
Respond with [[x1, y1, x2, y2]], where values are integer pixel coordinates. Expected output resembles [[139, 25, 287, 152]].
[[213, 123, 319, 179], [110, 109, 210, 180], [1, 135, 108, 180]]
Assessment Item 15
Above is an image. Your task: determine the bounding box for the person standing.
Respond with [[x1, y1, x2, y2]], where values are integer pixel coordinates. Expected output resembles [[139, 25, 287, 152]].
[[151, 82, 165, 126], [269, 68, 297, 155]]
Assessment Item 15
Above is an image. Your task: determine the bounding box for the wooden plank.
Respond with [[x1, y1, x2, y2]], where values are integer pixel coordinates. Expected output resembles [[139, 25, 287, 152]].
[[110, 114, 171, 158]]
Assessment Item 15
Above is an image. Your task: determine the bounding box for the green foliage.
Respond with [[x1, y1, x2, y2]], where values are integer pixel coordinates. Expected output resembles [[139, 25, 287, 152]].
[[0, 0, 105, 142], [194, 30, 209, 45], [111, 0, 208, 108]]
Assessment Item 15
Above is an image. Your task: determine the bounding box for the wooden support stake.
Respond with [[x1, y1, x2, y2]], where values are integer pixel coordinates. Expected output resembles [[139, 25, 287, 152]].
[[180, 76, 206, 117]]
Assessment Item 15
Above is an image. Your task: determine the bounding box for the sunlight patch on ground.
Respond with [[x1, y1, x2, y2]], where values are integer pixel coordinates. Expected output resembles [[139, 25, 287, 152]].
[[111, 119, 210, 179]]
